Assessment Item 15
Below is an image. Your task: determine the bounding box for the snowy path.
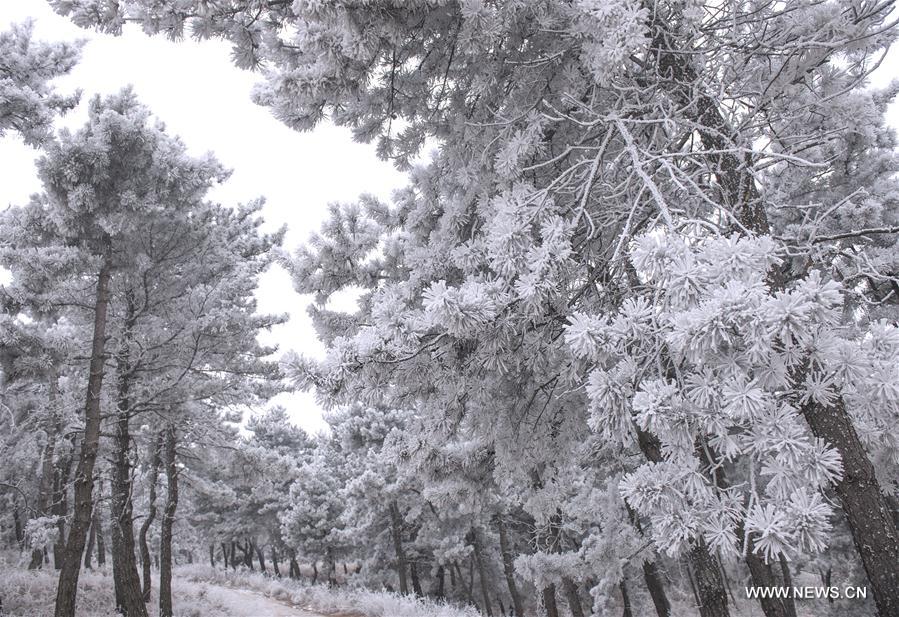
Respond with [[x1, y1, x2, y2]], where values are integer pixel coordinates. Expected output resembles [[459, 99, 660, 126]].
[[202, 584, 333, 617]]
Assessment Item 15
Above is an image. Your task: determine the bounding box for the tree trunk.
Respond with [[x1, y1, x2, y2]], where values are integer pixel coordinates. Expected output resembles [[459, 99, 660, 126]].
[[221, 542, 230, 569], [799, 388, 899, 616], [159, 425, 178, 617], [52, 435, 76, 570], [55, 254, 112, 617], [288, 549, 300, 580], [84, 517, 95, 570], [389, 500, 409, 594], [637, 430, 730, 617], [110, 323, 148, 617], [496, 514, 524, 616], [410, 561, 423, 596], [468, 528, 493, 616], [542, 583, 560, 617], [433, 565, 445, 600], [140, 433, 163, 603], [642, 560, 672, 617], [563, 577, 585, 617], [271, 547, 281, 578], [30, 367, 60, 570], [254, 541, 266, 573], [95, 507, 106, 566], [688, 540, 730, 617]]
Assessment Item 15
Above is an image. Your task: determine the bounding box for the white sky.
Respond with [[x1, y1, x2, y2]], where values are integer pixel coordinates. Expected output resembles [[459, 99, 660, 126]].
[[2, 2, 898, 434], [0, 0, 408, 434]]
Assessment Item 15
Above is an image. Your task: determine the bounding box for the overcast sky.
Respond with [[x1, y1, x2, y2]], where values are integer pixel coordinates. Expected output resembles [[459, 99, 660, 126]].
[[0, 0, 409, 433]]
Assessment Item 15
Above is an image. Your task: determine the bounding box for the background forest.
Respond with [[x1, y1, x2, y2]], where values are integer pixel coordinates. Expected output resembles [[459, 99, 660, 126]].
[[2, 1, 899, 617]]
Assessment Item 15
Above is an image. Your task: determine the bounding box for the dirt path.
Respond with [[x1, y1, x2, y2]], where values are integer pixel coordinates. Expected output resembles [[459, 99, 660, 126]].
[[203, 584, 329, 617]]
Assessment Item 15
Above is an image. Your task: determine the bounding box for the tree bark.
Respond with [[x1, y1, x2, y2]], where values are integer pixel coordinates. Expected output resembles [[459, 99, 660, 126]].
[[410, 561, 422, 596], [159, 425, 178, 617], [637, 430, 730, 617], [95, 506, 106, 566], [496, 514, 524, 617], [140, 432, 163, 603], [433, 565, 445, 599], [253, 540, 266, 573], [642, 560, 672, 617], [110, 320, 148, 617], [84, 516, 96, 570], [271, 546, 281, 578], [55, 254, 112, 617], [542, 583, 560, 617], [799, 390, 899, 617], [389, 500, 409, 594], [30, 367, 60, 570], [562, 577, 585, 617], [468, 528, 493, 616]]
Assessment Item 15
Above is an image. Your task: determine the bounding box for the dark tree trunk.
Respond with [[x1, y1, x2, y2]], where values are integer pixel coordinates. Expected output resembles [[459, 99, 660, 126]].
[[642, 559, 672, 617], [688, 540, 730, 617], [620, 579, 634, 617], [778, 554, 797, 617], [433, 565, 445, 600], [13, 506, 24, 549], [84, 516, 96, 570], [51, 435, 75, 570], [637, 430, 730, 617], [95, 507, 106, 566], [30, 367, 60, 570], [159, 425, 178, 617], [288, 549, 300, 580], [496, 514, 524, 616], [542, 583, 559, 617], [253, 541, 266, 573], [230, 540, 237, 570], [799, 387, 899, 617], [221, 542, 230, 569], [468, 528, 493, 616], [410, 561, 423, 597], [110, 321, 148, 617], [563, 577, 585, 617], [55, 254, 112, 617], [140, 433, 163, 603], [389, 500, 409, 594], [311, 561, 318, 585], [271, 547, 281, 578]]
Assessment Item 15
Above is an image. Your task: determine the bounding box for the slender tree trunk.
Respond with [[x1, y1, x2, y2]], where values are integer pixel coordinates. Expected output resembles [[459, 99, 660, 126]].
[[389, 500, 409, 595], [433, 565, 445, 600], [778, 554, 797, 617], [159, 425, 178, 617], [84, 517, 96, 570], [563, 577, 586, 617], [496, 514, 524, 617], [289, 549, 300, 580], [271, 547, 281, 578], [637, 430, 730, 617], [140, 433, 163, 603], [110, 321, 148, 617], [30, 367, 60, 570], [410, 562, 423, 596], [542, 583, 560, 617], [221, 542, 230, 569], [52, 435, 76, 570], [209, 544, 216, 568], [55, 254, 112, 617], [253, 540, 266, 573], [468, 528, 493, 616], [95, 506, 106, 566]]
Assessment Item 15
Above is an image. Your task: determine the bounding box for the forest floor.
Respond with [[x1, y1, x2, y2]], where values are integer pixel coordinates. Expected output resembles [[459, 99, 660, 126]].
[[200, 584, 338, 617]]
